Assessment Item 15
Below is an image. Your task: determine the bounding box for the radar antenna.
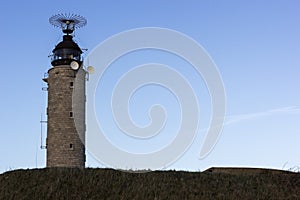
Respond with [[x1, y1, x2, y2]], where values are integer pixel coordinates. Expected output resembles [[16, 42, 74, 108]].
[[49, 13, 87, 35]]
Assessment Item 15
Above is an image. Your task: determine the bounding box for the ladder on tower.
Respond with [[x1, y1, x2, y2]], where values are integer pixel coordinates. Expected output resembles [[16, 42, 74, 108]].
[[40, 114, 47, 149]]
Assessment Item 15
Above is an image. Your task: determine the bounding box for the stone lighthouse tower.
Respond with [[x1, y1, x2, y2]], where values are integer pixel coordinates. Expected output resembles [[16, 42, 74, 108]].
[[43, 14, 87, 168]]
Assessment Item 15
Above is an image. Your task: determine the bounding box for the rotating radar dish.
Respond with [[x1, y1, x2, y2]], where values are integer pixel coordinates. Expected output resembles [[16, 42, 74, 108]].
[[49, 13, 87, 34]]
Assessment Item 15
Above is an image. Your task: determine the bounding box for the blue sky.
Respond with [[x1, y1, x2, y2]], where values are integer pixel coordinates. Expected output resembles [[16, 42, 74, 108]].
[[0, 0, 299, 173]]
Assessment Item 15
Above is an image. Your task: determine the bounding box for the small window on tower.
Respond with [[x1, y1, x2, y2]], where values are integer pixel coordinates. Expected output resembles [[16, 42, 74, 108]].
[[70, 82, 74, 88], [69, 111, 73, 118], [69, 143, 74, 150]]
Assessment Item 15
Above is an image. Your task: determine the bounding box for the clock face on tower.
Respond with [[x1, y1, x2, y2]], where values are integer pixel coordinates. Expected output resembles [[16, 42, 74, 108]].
[[70, 61, 79, 70]]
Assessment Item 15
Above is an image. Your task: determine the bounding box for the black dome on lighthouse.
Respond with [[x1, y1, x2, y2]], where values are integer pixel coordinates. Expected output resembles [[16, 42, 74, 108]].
[[54, 35, 82, 52]]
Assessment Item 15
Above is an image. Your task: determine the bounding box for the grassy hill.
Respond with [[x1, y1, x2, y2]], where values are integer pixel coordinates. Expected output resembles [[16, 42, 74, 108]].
[[0, 167, 299, 199]]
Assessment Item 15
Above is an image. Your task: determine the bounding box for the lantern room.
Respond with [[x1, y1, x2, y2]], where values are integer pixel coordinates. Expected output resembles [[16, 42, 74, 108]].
[[51, 35, 82, 66]]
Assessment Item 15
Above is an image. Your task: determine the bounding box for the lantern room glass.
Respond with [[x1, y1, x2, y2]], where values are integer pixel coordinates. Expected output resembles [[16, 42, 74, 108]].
[[51, 49, 81, 62]]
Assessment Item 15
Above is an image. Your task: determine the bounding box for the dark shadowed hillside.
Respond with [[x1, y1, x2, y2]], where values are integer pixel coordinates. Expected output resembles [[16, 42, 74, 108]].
[[0, 167, 299, 199]]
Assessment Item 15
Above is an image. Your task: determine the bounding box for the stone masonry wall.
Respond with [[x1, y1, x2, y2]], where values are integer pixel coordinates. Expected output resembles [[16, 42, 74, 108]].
[[46, 65, 86, 168]]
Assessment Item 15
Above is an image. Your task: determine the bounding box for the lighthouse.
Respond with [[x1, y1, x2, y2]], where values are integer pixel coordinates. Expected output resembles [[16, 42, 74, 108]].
[[43, 14, 87, 168]]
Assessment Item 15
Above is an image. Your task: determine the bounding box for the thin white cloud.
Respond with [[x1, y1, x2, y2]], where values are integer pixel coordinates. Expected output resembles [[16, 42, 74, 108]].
[[224, 106, 300, 126], [197, 106, 300, 159]]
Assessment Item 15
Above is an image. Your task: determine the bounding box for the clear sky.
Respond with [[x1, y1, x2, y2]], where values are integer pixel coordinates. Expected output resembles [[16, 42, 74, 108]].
[[0, 0, 299, 173]]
